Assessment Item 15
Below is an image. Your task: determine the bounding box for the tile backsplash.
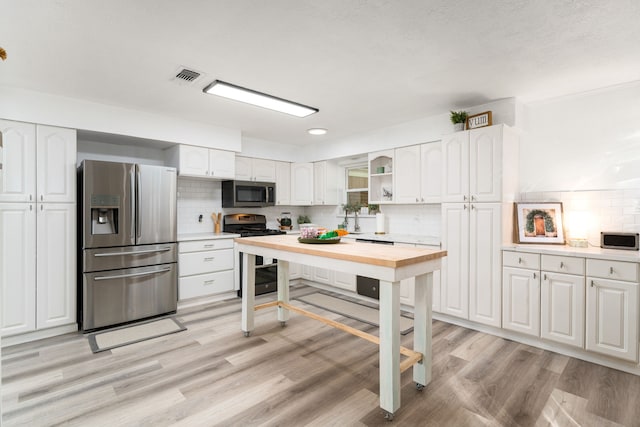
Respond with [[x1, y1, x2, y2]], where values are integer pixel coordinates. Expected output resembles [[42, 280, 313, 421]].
[[519, 189, 640, 245]]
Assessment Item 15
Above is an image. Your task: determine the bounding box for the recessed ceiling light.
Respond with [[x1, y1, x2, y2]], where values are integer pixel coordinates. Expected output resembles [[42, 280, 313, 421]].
[[203, 80, 318, 118], [307, 128, 327, 135]]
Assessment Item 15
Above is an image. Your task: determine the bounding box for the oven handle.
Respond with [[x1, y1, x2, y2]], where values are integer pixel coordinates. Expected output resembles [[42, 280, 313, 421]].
[[93, 267, 172, 281], [94, 247, 173, 257]]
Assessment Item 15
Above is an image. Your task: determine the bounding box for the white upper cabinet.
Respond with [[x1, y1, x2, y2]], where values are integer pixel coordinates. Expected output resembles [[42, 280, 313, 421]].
[[36, 125, 77, 203], [235, 156, 276, 182], [395, 142, 442, 204], [394, 145, 420, 203], [290, 162, 313, 206], [0, 120, 36, 202], [420, 142, 442, 203], [167, 145, 235, 179], [313, 161, 339, 205], [0, 121, 76, 203], [209, 149, 236, 179], [275, 161, 291, 206], [442, 124, 518, 203]]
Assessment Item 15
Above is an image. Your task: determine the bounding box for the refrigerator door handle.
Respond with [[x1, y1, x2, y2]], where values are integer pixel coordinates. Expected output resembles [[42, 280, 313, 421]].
[[136, 168, 142, 239], [93, 267, 172, 281], [130, 168, 136, 239], [94, 247, 173, 257]]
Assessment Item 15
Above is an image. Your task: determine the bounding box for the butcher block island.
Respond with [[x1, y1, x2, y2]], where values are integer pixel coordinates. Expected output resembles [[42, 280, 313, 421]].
[[235, 234, 446, 420]]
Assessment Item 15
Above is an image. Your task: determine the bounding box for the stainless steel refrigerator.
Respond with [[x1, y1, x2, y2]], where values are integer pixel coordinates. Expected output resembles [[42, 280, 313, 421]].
[[79, 160, 178, 331]]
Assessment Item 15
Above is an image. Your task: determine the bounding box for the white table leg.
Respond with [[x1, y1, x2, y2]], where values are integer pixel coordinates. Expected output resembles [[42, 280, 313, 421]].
[[413, 272, 433, 388], [277, 259, 290, 323], [379, 279, 401, 416], [241, 252, 256, 336]]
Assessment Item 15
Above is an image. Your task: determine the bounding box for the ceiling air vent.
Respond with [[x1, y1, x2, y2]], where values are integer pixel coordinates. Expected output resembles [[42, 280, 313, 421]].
[[175, 68, 201, 82]]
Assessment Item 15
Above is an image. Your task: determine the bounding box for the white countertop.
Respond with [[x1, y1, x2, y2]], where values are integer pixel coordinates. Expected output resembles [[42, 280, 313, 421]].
[[178, 232, 240, 242], [342, 232, 441, 247], [503, 243, 640, 263]]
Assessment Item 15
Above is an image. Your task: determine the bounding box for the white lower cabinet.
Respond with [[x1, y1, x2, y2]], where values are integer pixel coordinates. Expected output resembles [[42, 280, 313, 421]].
[[1, 203, 36, 336], [502, 266, 540, 336], [313, 267, 334, 285], [1, 202, 76, 337], [36, 204, 76, 329], [178, 238, 235, 300], [333, 271, 356, 292], [586, 259, 639, 362]]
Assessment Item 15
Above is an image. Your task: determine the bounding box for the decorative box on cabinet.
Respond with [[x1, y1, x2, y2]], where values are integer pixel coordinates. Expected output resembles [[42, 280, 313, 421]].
[[586, 259, 639, 362], [166, 144, 235, 179], [178, 238, 235, 300], [502, 251, 541, 336], [235, 156, 276, 182]]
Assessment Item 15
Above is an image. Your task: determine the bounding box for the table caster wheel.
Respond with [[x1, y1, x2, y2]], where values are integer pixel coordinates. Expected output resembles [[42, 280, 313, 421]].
[[280, 321, 287, 327], [383, 410, 394, 421], [243, 331, 251, 337], [416, 382, 425, 391]]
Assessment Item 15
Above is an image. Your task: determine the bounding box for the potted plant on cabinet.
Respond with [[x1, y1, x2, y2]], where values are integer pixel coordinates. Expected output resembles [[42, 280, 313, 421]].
[[450, 110, 468, 131]]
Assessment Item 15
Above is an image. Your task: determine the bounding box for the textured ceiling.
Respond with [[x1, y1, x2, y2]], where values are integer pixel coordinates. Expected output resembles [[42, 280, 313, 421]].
[[1, 0, 640, 146]]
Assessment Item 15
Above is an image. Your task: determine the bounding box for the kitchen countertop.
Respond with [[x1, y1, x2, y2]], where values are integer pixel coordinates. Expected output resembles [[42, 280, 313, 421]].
[[503, 243, 640, 263], [178, 232, 240, 242], [342, 232, 441, 247]]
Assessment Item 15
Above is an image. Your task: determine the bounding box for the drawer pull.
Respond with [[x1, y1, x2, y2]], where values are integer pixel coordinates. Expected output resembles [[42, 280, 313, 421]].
[[560, 262, 564, 269], [610, 267, 614, 275], [203, 244, 215, 248], [518, 257, 522, 264], [204, 280, 215, 285], [203, 257, 215, 262]]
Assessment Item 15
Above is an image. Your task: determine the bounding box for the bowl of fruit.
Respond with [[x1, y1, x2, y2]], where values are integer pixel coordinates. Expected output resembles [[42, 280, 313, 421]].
[[298, 228, 349, 244]]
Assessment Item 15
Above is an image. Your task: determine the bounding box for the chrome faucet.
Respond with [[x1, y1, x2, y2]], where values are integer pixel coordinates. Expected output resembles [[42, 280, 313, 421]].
[[354, 212, 360, 232]]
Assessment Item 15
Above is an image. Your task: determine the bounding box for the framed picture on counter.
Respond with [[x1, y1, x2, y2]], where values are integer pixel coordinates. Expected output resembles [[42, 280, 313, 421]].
[[514, 202, 565, 244]]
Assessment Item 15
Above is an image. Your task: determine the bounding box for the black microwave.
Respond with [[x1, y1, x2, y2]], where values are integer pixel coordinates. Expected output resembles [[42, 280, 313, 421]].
[[222, 180, 275, 208]]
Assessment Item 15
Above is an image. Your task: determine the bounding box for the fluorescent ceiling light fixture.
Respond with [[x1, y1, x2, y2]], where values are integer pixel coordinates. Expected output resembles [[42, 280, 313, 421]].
[[307, 128, 327, 135], [203, 80, 318, 118]]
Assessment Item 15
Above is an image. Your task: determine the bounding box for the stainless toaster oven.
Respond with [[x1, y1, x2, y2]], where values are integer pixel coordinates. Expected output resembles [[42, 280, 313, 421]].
[[600, 232, 639, 250]]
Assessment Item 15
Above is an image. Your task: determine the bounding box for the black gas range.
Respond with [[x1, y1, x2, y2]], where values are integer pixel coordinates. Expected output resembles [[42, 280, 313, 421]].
[[223, 213, 286, 296], [223, 213, 286, 237]]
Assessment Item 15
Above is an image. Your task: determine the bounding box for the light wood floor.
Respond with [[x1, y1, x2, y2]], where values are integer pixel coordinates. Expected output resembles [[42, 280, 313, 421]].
[[3, 285, 640, 426]]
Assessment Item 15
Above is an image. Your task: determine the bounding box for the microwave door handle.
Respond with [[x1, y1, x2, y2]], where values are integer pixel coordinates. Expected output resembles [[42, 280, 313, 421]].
[[266, 186, 271, 203]]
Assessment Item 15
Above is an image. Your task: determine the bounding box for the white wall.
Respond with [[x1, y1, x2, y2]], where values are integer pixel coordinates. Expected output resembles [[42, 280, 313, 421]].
[[520, 80, 640, 192], [0, 86, 242, 151], [303, 98, 518, 162]]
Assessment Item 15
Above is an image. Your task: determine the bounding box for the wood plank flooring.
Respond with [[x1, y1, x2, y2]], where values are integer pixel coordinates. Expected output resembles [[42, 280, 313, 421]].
[[3, 285, 640, 426]]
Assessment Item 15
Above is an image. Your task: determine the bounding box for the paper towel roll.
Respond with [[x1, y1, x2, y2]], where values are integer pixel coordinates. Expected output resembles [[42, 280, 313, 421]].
[[375, 213, 385, 234]]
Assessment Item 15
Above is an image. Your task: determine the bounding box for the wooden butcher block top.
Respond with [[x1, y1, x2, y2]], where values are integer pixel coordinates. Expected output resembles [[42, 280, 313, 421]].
[[235, 234, 446, 268]]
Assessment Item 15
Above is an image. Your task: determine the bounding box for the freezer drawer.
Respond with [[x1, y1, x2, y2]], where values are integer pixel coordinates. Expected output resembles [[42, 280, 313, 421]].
[[83, 243, 177, 272], [81, 263, 177, 331]]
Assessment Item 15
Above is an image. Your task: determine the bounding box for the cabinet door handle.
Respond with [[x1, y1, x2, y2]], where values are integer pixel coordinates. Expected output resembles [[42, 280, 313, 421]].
[[464, 204, 468, 210], [610, 267, 614, 275], [518, 257, 522, 264], [463, 195, 467, 201], [30, 194, 33, 201], [471, 204, 475, 210], [560, 262, 564, 268], [533, 273, 537, 279], [591, 280, 595, 287], [543, 274, 547, 281], [471, 195, 476, 201], [416, 198, 419, 202], [40, 194, 43, 201]]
